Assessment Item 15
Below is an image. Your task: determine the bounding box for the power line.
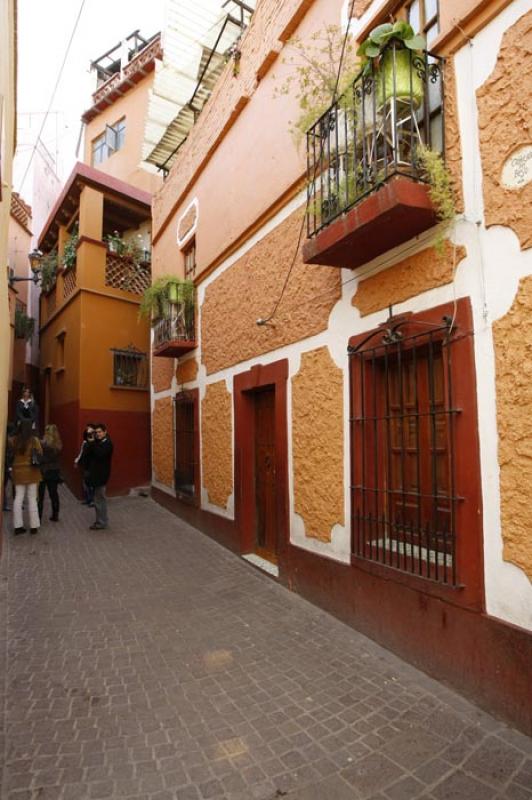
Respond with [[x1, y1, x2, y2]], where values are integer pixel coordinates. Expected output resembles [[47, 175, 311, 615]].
[[17, 0, 86, 192]]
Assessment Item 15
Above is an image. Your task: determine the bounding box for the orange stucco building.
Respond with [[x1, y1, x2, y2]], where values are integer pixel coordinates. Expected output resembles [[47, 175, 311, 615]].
[[38, 165, 152, 494], [149, 0, 532, 734], [37, 32, 163, 495]]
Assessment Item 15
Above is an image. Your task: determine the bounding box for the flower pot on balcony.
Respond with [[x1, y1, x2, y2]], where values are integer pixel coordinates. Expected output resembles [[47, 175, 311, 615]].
[[168, 283, 179, 304], [357, 21, 425, 110], [379, 48, 424, 109]]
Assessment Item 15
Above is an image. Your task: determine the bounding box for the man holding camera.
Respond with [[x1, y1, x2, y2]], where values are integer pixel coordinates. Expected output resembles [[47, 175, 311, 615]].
[[83, 423, 113, 530]]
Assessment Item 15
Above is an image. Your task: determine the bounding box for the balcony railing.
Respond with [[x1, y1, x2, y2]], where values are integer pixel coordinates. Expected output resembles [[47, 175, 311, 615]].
[[105, 251, 151, 295], [306, 43, 445, 239], [153, 303, 196, 358]]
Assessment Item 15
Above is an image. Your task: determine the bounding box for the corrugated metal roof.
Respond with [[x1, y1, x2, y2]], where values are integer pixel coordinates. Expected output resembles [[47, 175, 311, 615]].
[[142, 0, 254, 174]]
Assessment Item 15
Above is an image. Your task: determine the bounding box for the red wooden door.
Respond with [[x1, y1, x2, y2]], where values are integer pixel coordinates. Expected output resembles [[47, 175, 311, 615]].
[[254, 387, 277, 561]]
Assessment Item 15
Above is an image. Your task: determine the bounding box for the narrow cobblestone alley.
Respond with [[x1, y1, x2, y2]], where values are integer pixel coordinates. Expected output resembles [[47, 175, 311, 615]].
[[1, 489, 531, 800]]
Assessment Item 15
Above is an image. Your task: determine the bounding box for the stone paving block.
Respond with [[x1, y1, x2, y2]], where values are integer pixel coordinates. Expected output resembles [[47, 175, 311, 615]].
[[462, 735, 525, 786], [1, 489, 531, 800], [431, 770, 498, 799]]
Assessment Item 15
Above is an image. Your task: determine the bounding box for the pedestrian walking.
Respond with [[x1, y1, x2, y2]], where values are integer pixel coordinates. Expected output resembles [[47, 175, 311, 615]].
[[11, 419, 43, 535], [15, 387, 39, 430], [38, 424, 63, 523], [84, 423, 113, 530], [3, 422, 16, 511], [74, 423, 96, 506]]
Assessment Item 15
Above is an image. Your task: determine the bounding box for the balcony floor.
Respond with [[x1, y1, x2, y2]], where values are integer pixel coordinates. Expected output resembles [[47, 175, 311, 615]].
[[153, 339, 197, 358], [302, 177, 437, 270]]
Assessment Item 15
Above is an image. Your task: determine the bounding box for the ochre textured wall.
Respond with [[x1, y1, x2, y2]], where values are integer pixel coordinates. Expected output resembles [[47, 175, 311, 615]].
[[444, 60, 464, 214], [152, 357, 174, 393], [353, 242, 466, 316], [176, 358, 199, 386], [292, 347, 344, 541], [201, 211, 341, 375], [493, 276, 532, 579], [202, 381, 233, 508], [152, 397, 174, 488], [477, 11, 532, 249]]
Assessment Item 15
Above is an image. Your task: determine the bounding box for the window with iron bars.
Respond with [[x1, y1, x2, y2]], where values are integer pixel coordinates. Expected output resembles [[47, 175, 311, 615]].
[[174, 392, 196, 497], [111, 347, 148, 389], [349, 314, 460, 586]]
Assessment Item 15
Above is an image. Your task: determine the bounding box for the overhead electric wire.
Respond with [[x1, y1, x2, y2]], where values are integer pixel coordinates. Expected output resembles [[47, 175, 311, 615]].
[[256, 0, 357, 327], [17, 0, 86, 193]]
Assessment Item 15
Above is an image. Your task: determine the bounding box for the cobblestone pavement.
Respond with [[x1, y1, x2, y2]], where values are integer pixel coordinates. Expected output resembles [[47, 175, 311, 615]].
[[1, 488, 531, 800]]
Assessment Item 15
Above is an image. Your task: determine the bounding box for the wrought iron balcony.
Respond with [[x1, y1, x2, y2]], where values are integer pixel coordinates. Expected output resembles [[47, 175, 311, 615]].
[[302, 42, 445, 269], [152, 304, 196, 358]]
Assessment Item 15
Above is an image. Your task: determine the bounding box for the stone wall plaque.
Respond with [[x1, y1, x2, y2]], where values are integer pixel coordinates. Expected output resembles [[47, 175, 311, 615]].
[[501, 145, 532, 189]]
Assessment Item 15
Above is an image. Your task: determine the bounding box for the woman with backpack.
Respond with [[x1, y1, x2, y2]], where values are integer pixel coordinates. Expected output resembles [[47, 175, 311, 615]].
[[11, 419, 43, 535], [38, 424, 63, 523]]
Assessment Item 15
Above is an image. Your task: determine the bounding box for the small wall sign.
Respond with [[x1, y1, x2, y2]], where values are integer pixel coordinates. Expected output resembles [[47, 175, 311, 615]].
[[501, 145, 532, 189]]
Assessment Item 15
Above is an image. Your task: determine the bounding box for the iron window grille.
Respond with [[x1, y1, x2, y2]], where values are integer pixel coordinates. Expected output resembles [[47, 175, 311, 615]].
[[349, 313, 460, 586], [306, 41, 444, 237], [174, 392, 196, 497], [111, 346, 148, 388]]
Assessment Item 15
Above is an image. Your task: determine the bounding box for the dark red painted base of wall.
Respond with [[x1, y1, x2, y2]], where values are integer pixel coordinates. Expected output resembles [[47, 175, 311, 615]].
[[152, 486, 532, 736], [51, 402, 151, 497]]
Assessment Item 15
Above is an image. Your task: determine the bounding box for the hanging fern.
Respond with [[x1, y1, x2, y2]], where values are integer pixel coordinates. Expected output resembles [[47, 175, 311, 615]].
[[40, 250, 58, 292], [139, 275, 195, 321], [14, 308, 35, 340], [62, 223, 79, 270], [417, 145, 456, 251]]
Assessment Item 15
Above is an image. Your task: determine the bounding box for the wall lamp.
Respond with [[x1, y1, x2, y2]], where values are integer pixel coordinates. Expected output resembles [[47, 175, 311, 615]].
[[9, 249, 43, 285]]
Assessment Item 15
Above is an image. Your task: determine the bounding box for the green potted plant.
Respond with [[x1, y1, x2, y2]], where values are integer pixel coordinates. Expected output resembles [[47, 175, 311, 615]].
[[139, 275, 195, 321], [62, 224, 79, 270], [105, 231, 145, 265], [417, 144, 456, 251], [14, 307, 35, 340], [357, 21, 426, 108], [40, 249, 58, 292]]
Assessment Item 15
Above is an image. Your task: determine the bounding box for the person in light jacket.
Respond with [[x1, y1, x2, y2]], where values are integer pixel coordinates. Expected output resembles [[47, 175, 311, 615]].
[[11, 419, 43, 535], [84, 423, 113, 530]]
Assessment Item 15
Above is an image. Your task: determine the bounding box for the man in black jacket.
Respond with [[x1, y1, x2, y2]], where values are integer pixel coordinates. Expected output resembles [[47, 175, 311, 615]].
[[85, 423, 113, 530]]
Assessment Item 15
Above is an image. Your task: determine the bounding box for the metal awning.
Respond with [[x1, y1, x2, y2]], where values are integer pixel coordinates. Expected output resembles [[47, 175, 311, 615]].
[[142, 0, 254, 175]]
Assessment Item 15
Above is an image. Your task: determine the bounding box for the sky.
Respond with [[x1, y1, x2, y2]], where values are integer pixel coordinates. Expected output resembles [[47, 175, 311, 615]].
[[14, 0, 166, 198]]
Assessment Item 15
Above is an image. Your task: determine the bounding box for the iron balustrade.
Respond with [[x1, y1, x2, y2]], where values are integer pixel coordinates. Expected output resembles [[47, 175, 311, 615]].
[[349, 316, 460, 586], [306, 42, 445, 237], [153, 303, 195, 350], [112, 347, 148, 389]]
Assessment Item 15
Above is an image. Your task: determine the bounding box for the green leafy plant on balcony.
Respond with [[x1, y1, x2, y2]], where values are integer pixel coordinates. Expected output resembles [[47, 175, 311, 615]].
[[357, 21, 425, 106], [105, 231, 148, 266], [273, 25, 358, 142], [417, 144, 456, 251], [14, 307, 35, 340], [62, 224, 79, 270], [139, 275, 194, 322], [40, 249, 58, 292]]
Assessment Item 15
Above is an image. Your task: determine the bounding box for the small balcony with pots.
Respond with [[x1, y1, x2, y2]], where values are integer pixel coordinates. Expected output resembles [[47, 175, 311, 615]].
[[152, 284, 196, 358], [302, 40, 445, 270]]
